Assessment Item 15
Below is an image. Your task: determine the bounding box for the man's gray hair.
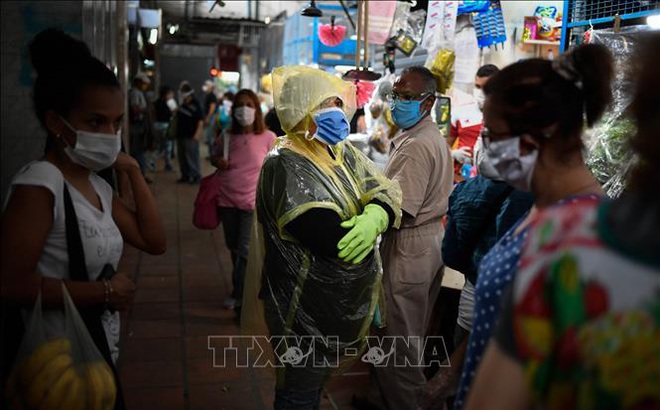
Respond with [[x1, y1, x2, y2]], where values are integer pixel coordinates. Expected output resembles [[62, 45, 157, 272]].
[[401, 66, 436, 95]]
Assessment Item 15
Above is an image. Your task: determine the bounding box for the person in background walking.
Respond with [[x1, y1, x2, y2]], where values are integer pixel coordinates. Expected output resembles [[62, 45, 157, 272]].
[[216, 91, 234, 138], [129, 72, 152, 183], [154, 85, 176, 172], [213, 89, 276, 317], [176, 83, 203, 184], [202, 80, 218, 160]]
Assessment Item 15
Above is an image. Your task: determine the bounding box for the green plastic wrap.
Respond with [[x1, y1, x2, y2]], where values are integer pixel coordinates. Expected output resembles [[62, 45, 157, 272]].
[[585, 27, 651, 198], [242, 66, 402, 390]]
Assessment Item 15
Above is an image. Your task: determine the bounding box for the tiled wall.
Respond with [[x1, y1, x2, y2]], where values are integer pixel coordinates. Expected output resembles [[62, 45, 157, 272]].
[[0, 1, 82, 205]]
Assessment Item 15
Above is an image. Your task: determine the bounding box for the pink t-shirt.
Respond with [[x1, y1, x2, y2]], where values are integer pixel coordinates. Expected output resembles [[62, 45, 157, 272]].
[[217, 130, 277, 210]]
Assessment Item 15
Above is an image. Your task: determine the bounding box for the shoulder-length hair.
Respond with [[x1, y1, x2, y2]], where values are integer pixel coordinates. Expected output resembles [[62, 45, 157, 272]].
[[230, 89, 265, 135]]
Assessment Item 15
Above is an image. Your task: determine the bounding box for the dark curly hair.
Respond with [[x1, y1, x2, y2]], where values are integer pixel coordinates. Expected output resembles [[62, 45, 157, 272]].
[[29, 28, 120, 149]]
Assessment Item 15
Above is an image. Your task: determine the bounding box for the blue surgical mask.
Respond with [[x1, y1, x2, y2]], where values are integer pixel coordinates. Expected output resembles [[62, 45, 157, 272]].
[[312, 107, 350, 145], [390, 96, 430, 130]]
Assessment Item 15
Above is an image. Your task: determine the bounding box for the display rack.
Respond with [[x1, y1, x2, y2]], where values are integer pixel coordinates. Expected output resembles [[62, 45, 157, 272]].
[[560, 0, 660, 51]]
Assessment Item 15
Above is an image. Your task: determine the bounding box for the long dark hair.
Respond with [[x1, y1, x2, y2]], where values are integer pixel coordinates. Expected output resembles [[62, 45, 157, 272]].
[[629, 32, 660, 195], [484, 44, 614, 154], [29, 28, 120, 150], [230, 89, 266, 135]]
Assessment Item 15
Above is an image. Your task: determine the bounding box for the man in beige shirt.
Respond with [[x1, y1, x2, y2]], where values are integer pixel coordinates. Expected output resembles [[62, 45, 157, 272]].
[[367, 66, 454, 410]]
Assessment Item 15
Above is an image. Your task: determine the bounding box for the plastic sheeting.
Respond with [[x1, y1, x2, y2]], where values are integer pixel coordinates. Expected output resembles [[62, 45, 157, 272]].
[[585, 26, 651, 198], [242, 66, 402, 389]]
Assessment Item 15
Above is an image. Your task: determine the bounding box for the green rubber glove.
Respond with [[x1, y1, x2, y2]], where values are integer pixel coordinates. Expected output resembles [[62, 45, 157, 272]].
[[337, 204, 389, 264]]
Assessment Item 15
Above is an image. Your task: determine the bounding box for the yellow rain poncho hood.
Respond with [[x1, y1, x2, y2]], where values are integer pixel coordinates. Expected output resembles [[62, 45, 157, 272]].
[[272, 65, 357, 135], [242, 66, 402, 389]]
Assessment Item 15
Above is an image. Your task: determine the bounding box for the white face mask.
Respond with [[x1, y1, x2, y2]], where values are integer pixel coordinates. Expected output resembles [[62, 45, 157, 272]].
[[473, 88, 485, 111], [234, 106, 256, 127], [485, 136, 538, 191], [60, 118, 122, 171], [166, 98, 177, 111], [474, 137, 502, 181]]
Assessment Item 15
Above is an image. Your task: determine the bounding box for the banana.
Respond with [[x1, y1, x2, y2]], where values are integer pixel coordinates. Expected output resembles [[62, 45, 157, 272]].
[[17, 338, 71, 389], [37, 365, 77, 410], [86, 362, 108, 410], [96, 363, 117, 409], [24, 353, 73, 409], [53, 374, 87, 410]]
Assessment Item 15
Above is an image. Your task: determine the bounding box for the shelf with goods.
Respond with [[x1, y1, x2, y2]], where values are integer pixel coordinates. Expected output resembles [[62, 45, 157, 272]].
[[521, 39, 560, 46]]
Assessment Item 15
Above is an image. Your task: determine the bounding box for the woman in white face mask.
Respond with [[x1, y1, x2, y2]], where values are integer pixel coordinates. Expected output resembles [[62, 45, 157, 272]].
[[452, 43, 615, 410], [1, 28, 166, 406], [212, 89, 276, 316], [466, 32, 660, 410]]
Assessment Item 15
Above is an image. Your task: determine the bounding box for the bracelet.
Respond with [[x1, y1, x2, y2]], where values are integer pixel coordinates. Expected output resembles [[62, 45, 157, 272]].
[[102, 279, 114, 310]]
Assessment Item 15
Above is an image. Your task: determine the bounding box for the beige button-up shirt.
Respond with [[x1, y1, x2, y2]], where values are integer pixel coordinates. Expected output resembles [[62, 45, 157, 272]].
[[385, 116, 453, 229]]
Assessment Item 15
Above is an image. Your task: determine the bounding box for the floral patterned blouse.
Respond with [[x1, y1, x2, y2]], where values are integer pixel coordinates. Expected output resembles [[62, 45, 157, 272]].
[[495, 196, 660, 409]]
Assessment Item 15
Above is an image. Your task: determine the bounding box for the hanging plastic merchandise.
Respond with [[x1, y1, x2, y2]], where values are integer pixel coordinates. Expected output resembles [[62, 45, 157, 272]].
[[423, 1, 459, 52], [241, 66, 402, 388], [318, 16, 347, 47], [421, 1, 445, 50], [387, 3, 427, 56], [354, 80, 376, 109], [584, 27, 652, 198], [423, 1, 458, 94], [428, 49, 456, 94], [472, 0, 507, 49], [434, 96, 452, 137], [367, 0, 398, 45], [457, 0, 490, 15]]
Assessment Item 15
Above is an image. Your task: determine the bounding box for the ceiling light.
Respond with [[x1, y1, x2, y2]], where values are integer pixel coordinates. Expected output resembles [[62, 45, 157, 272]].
[[302, 1, 323, 18], [148, 28, 158, 44]]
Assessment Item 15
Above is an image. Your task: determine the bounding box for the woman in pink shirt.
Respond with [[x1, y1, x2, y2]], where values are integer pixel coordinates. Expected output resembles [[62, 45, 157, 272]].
[[214, 89, 276, 318]]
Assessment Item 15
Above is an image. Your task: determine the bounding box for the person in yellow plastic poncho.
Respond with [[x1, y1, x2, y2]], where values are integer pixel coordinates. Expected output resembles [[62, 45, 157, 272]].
[[242, 66, 402, 409]]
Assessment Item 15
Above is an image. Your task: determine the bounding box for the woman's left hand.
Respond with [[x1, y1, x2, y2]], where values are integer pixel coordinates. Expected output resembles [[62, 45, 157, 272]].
[[113, 152, 140, 173]]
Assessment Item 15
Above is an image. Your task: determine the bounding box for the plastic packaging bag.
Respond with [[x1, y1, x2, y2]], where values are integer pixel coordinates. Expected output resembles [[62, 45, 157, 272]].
[[472, 0, 507, 49], [458, 0, 489, 15], [5, 284, 116, 410], [423, 1, 459, 52], [584, 26, 651, 198], [428, 48, 456, 94], [389, 3, 427, 55]]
